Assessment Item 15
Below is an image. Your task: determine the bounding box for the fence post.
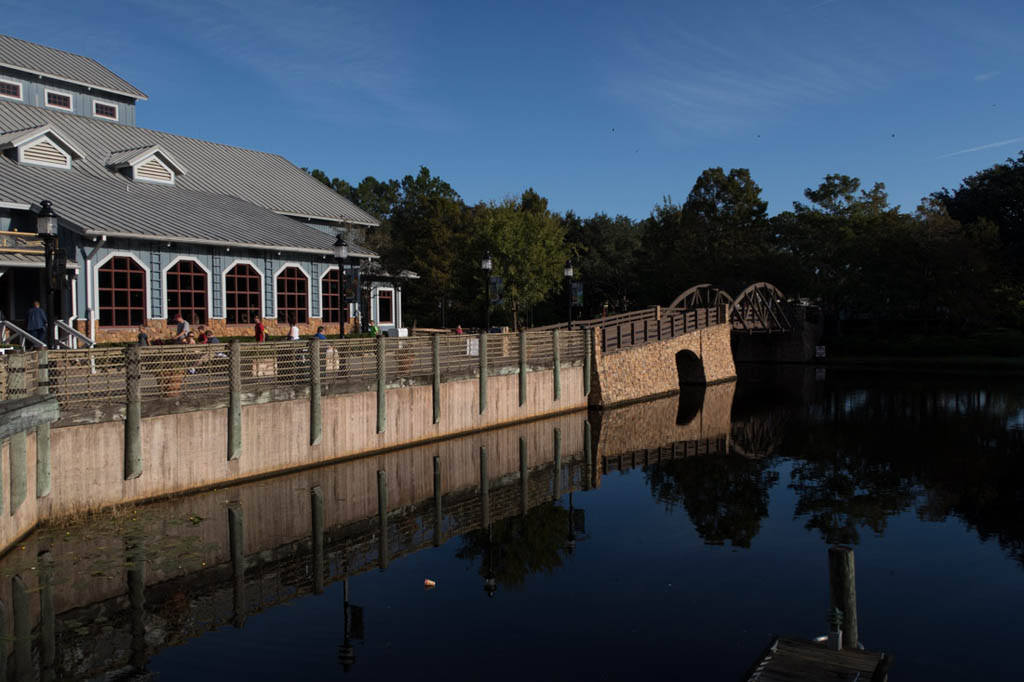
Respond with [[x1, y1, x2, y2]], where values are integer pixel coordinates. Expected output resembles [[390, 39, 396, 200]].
[[124, 345, 142, 480], [377, 470, 388, 569], [376, 336, 386, 434], [519, 329, 527, 407], [228, 503, 245, 627], [311, 485, 324, 594], [8, 353, 26, 514], [601, 326, 607, 352], [520, 437, 528, 517], [433, 456, 443, 546], [553, 427, 562, 500], [39, 550, 55, 676], [828, 546, 859, 650], [480, 446, 489, 528], [125, 541, 146, 666], [630, 321, 636, 346], [309, 338, 322, 446], [643, 319, 649, 343], [583, 419, 592, 491], [583, 329, 592, 397], [36, 349, 51, 498], [432, 335, 441, 424], [228, 341, 242, 461], [552, 329, 561, 401], [616, 324, 621, 350], [479, 332, 488, 415]]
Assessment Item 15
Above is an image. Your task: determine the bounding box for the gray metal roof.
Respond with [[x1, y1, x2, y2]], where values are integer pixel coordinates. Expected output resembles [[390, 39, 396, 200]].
[[0, 251, 78, 268], [0, 99, 380, 227], [106, 145, 187, 174], [0, 34, 147, 100], [0, 123, 85, 158], [0, 153, 377, 258]]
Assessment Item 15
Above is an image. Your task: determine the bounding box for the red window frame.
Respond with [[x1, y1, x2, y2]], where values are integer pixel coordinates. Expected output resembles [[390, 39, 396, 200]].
[[321, 268, 344, 323], [276, 267, 308, 323], [0, 81, 20, 99], [97, 257, 147, 327], [94, 102, 117, 119], [225, 263, 262, 324], [166, 260, 208, 325], [46, 91, 71, 109]]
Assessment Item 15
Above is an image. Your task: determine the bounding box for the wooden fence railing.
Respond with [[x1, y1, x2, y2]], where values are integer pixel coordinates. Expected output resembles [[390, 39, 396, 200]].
[[598, 305, 727, 353]]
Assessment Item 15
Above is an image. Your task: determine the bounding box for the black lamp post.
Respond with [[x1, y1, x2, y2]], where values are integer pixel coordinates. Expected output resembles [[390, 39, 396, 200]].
[[333, 234, 349, 338], [564, 259, 574, 330], [37, 200, 59, 349], [481, 250, 492, 332]]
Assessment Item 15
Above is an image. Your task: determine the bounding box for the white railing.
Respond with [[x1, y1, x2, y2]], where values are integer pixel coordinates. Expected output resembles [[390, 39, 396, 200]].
[[54, 320, 95, 349], [0, 320, 45, 350]]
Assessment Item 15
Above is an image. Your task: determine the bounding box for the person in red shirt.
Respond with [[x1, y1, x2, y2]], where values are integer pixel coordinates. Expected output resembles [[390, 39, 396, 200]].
[[253, 314, 266, 342]]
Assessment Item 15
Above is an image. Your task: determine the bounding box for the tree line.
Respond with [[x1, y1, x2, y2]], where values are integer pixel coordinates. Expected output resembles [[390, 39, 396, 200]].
[[309, 153, 1024, 340]]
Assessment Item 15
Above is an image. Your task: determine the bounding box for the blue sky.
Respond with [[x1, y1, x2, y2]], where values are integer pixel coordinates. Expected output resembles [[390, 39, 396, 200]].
[[5, 0, 1023, 219]]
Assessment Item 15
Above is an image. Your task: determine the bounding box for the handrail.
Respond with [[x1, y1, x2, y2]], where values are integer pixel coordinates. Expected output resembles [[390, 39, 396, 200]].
[[54, 320, 95, 349], [0, 320, 45, 350]]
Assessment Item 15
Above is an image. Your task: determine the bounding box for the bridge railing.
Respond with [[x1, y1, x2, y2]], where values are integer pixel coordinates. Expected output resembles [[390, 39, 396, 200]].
[[599, 304, 727, 353]]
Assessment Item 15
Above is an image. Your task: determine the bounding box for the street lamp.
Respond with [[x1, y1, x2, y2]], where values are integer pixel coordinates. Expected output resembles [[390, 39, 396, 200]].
[[564, 259, 574, 330], [37, 200, 59, 349], [333, 234, 349, 338], [481, 250, 492, 332]]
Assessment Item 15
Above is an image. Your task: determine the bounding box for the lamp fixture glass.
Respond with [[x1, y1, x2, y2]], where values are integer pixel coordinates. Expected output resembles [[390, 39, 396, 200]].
[[564, 259, 573, 278], [481, 250, 492, 272], [333, 233, 349, 260], [36, 199, 58, 237]]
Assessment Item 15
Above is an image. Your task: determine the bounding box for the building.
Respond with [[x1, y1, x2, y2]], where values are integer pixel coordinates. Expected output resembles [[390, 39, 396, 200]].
[[0, 33, 406, 344]]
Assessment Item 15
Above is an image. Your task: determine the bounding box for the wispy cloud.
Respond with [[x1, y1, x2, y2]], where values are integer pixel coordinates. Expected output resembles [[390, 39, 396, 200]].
[[974, 71, 999, 81], [938, 135, 1024, 158]]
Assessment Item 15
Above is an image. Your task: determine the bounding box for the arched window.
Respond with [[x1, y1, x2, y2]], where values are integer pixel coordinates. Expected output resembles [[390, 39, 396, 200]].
[[166, 260, 208, 325], [276, 267, 308, 323], [225, 263, 262, 324], [321, 267, 344, 323], [98, 256, 146, 327]]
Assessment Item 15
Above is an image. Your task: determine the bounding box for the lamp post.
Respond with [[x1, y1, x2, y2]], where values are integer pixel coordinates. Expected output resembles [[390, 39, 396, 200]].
[[37, 200, 59, 349], [564, 259, 574, 330], [333, 234, 349, 338], [481, 250, 492, 332]]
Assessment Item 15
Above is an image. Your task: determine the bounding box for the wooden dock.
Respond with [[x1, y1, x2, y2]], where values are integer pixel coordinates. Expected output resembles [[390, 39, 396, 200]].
[[742, 636, 890, 681]]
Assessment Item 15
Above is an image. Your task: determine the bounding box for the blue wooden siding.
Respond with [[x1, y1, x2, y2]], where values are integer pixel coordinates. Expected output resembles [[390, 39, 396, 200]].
[[0, 67, 137, 125]]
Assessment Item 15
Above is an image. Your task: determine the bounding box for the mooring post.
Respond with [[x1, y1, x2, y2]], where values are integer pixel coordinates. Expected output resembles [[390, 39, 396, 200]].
[[39, 550, 55, 680], [583, 329, 592, 397], [433, 455, 443, 546], [228, 503, 245, 627], [553, 427, 562, 500], [520, 437, 528, 517], [378, 470, 388, 569], [12, 575, 29, 680], [8, 353, 26, 514], [228, 340, 242, 461], [432, 334, 441, 424], [519, 328, 527, 406], [480, 446, 490, 528], [309, 338, 323, 446], [376, 336, 386, 434], [311, 485, 324, 594], [828, 546, 859, 650], [124, 344, 143, 480], [552, 329, 561, 401], [36, 349, 51, 498], [479, 332, 488, 414], [126, 540, 146, 669], [583, 420, 593, 491]]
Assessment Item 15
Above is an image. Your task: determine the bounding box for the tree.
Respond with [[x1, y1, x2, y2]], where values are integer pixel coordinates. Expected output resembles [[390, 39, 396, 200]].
[[937, 151, 1024, 248], [568, 212, 641, 316]]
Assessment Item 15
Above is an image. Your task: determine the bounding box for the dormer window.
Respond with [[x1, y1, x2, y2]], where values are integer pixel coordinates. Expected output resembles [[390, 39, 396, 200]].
[[93, 100, 118, 121], [0, 124, 85, 169], [45, 90, 72, 111], [0, 79, 21, 101], [107, 145, 187, 185]]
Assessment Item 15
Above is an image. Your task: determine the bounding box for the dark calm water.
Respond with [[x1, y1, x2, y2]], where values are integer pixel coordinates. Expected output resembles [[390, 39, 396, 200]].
[[4, 365, 1023, 681]]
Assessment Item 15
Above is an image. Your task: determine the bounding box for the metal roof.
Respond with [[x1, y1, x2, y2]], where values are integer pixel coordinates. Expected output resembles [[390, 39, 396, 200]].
[[0, 252, 78, 269], [0, 34, 147, 100], [0, 123, 86, 158], [0, 154, 377, 258], [0, 99, 380, 227], [106, 144, 187, 175]]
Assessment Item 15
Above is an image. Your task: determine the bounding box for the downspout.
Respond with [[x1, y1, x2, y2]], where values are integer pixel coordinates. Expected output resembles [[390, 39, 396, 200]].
[[82, 235, 105, 341]]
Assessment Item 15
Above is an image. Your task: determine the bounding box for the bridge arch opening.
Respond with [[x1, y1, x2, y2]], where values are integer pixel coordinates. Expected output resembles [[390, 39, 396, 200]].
[[675, 349, 705, 387]]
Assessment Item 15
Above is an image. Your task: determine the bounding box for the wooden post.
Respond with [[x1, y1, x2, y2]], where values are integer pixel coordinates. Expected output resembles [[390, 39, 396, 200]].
[[126, 540, 146, 668], [616, 324, 621, 350], [311, 486, 324, 594], [643, 319, 649, 343], [553, 428, 562, 500], [228, 340, 242, 461], [36, 349, 51, 498], [433, 456, 443, 546], [583, 329, 591, 397], [309, 339, 322, 446], [376, 336, 386, 434], [228, 503, 245, 628], [828, 546, 858, 650], [519, 329, 527, 407], [630, 321, 635, 346], [520, 437, 528, 517], [479, 332, 488, 414], [601, 326, 607, 352], [377, 470, 388, 570], [39, 551, 55, 677], [124, 345, 142, 479], [8, 354, 26, 514], [480, 446, 490, 528], [552, 329, 561, 401], [432, 335, 441, 424], [584, 420, 593, 490]]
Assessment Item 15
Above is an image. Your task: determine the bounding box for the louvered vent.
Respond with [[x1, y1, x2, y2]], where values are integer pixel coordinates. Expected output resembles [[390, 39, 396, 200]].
[[135, 156, 173, 183], [22, 138, 69, 167]]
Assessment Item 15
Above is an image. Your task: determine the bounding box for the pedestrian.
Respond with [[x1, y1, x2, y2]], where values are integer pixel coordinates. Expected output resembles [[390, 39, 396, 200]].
[[369, 318, 380, 337], [287, 316, 300, 340], [137, 325, 149, 346], [313, 325, 327, 340], [26, 300, 46, 343], [455, 324, 463, 335], [172, 312, 190, 343], [253, 314, 266, 342]]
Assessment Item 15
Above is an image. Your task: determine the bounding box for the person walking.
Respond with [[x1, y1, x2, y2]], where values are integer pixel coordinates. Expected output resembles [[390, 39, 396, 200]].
[[253, 314, 266, 342], [287, 316, 300, 341], [369, 318, 380, 337], [26, 300, 46, 344]]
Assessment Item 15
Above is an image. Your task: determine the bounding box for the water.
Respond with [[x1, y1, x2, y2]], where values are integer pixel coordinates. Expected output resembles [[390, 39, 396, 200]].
[[3, 365, 1022, 680]]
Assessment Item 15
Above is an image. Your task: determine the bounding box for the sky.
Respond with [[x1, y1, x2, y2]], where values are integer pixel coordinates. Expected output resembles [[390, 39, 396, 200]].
[[4, 0, 1023, 220]]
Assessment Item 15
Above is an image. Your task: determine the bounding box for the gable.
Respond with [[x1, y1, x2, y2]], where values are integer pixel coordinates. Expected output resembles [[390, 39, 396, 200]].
[[135, 154, 173, 183], [21, 136, 69, 168]]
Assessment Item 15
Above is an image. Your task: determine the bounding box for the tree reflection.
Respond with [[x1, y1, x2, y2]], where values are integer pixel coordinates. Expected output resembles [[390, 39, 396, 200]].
[[646, 454, 778, 548]]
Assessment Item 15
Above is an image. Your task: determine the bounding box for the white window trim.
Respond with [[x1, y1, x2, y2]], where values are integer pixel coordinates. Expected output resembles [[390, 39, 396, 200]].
[[132, 153, 175, 185], [221, 258, 265, 323], [43, 88, 73, 111], [92, 251, 151, 325], [161, 256, 213, 325], [318, 264, 345, 322], [374, 286, 396, 327], [93, 98, 119, 121], [272, 262, 312, 322], [0, 77, 22, 101], [18, 134, 71, 169]]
